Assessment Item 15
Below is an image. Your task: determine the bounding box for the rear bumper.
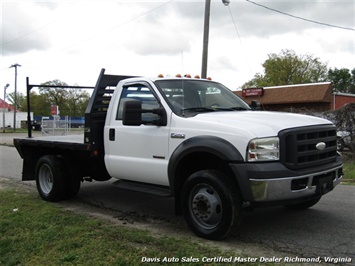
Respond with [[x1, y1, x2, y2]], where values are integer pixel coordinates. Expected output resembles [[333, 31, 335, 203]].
[[230, 155, 343, 205]]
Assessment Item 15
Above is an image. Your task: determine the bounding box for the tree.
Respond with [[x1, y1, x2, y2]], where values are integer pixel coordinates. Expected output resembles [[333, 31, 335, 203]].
[[7, 92, 26, 111], [334, 103, 355, 153], [243, 49, 328, 88], [37, 80, 90, 117], [63, 88, 90, 117], [327, 67, 355, 94], [39, 80, 69, 110], [22, 91, 52, 116]]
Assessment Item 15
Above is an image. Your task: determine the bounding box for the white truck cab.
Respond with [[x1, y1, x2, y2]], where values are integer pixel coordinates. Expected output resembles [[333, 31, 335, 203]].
[[103, 75, 343, 239]]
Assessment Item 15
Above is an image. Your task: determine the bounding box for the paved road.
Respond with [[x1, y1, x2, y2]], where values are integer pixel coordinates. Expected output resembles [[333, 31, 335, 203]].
[[1, 143, 354, 263]]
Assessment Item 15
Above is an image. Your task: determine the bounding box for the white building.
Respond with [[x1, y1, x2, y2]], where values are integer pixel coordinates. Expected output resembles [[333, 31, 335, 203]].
[[1, 99, 33, 129], [0, 111, 33, 129]]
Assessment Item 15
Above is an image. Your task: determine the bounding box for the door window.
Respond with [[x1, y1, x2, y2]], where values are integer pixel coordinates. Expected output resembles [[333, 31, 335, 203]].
[[116, 83, 161, 123]]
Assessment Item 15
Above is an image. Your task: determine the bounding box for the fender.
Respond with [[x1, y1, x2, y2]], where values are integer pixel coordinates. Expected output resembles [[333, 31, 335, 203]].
[[168, 135, 244, 193]]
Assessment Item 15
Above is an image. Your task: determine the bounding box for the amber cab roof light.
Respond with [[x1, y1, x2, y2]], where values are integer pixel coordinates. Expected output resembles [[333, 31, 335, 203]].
[[157, 74, 211, 80]]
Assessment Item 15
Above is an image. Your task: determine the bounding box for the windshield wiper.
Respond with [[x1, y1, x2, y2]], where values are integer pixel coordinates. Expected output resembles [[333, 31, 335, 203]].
[[179, 106, 249, 115], [213, 107, 249, 111], [180, 107, 216, 113]]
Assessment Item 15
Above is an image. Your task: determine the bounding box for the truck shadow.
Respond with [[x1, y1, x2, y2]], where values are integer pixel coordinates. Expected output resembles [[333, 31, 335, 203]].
[[68, 181, 352, 258], [235, 202, 350, 258]]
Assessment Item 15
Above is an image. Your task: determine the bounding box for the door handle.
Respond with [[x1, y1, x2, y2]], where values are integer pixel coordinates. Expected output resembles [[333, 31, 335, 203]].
[[109, 128, 115, 141]]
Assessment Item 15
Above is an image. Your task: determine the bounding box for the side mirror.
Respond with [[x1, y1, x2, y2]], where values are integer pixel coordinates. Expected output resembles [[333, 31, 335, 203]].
[[250, 100, 261, 110], [122, 100, 142, 126], [151, 107, 167, 126], [122, 100, 167, 126]]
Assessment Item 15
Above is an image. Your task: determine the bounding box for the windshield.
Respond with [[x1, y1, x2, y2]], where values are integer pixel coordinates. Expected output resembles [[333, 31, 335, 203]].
[[155, 79, 251, 117]]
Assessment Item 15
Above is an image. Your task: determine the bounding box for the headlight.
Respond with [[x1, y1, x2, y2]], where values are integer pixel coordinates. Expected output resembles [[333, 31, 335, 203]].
[[247, 137, 279, 162]]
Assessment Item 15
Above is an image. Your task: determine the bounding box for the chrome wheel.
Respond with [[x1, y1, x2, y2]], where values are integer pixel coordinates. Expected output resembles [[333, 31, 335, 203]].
[[38, 163, 54, 196]]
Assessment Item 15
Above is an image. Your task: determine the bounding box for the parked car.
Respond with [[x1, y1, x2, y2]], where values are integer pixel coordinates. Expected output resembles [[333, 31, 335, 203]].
[[337, 130, 353, 151]]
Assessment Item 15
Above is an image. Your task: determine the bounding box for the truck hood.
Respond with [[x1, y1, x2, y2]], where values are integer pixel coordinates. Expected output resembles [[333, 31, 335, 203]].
[[191, 111, 333, 138]]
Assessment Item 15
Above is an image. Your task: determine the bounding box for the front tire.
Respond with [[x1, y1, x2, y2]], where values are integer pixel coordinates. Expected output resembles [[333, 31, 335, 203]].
[[181, 170, 242, 240], [35, 155, 67, 202]]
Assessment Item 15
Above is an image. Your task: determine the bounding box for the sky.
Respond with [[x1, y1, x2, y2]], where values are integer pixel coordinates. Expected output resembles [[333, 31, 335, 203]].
[[1, 0, 354, 97]]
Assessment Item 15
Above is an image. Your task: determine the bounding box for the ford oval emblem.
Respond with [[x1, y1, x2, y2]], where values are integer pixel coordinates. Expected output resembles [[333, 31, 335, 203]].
[[316, 142, 326, 150]]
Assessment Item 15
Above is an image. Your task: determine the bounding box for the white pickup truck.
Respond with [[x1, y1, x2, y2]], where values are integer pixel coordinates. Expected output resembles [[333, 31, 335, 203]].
[[14, 69, 343, 240]]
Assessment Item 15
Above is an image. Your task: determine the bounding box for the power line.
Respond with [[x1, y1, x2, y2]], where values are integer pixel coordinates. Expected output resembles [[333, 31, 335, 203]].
[[227, 5, 242, 43], [226, 5, 253, 80], [246, 0, 355, 32], [1, 1, 173, 50], [0, 1, 173, 76], [0, 21, 55, 47], [39, 0, 174, 55]]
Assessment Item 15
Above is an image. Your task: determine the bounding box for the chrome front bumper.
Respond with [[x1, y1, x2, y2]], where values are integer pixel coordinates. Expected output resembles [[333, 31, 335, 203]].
[[250, 165, 343, 202]]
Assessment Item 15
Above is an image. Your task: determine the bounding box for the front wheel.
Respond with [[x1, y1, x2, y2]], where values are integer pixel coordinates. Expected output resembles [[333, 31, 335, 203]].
[[181, 170, 242, 240]]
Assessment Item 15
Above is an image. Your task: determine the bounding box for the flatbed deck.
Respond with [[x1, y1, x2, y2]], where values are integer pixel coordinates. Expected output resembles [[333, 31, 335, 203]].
[[18, 134, 85, 144], [14, 134, 89, 159]]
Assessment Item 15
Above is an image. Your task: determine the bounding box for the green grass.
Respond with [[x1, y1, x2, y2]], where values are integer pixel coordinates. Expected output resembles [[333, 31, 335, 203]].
[[0, 128, 29, 133], [343, 162, 355, 184], [0, 189, 255, 266]]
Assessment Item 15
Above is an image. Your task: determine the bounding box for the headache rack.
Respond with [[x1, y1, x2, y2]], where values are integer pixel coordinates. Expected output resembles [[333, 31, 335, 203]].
[[84, 69, 135, 148], [26, 68, 135, 152]]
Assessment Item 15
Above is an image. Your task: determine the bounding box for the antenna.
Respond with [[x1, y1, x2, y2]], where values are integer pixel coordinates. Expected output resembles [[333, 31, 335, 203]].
[[181, 50, 185, 116]]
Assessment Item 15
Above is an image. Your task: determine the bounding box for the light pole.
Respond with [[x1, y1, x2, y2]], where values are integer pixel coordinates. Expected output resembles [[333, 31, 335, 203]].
[[201, 0, 230, 78], [3, 84, 10, 133], [10, 63, 21, 131]]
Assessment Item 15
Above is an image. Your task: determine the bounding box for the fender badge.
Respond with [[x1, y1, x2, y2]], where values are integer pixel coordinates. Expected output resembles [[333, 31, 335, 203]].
[[316, 142, 326, 150], [171, 133, 185, 139]]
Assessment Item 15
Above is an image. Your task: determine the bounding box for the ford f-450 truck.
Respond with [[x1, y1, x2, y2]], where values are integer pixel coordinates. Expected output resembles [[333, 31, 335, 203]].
[[14, 69, 343, 240]]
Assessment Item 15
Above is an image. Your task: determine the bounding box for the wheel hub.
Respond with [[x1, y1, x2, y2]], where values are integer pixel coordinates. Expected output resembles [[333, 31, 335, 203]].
[[38, 164, 53, 195], [191, 187, 222, 225]]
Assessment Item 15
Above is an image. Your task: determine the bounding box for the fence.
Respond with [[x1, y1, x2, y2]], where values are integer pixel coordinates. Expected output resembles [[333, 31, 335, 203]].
[[41, 116, 70, 136]]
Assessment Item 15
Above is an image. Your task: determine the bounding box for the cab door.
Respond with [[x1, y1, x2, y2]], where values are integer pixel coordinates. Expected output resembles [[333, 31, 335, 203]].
[[104, 81, 170, 186]]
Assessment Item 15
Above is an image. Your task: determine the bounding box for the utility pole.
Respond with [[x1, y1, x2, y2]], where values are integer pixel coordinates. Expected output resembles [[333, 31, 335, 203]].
[[3, 84, 10, 133], [201, 0, 211, 79], [201, 0, 230, 79], [10, 63, 21, 131]]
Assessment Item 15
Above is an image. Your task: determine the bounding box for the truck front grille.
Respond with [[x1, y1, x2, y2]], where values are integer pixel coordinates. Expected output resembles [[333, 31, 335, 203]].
[[279, 125, 337, 170]]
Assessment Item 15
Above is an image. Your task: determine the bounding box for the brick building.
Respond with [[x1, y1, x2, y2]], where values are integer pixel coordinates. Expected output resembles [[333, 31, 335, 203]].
[[332, 92, 355, 110], [234, 82, 350, 113]]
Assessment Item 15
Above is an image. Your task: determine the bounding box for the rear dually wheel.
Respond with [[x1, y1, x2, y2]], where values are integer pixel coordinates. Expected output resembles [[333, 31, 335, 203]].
[[35, 155, 67, 202]]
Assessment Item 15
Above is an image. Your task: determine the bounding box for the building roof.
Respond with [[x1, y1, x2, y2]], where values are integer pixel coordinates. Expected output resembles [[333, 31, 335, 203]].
[[334, 92, 355, 98], [0, 99, 14, 111], [235, 82, 332, 105]]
